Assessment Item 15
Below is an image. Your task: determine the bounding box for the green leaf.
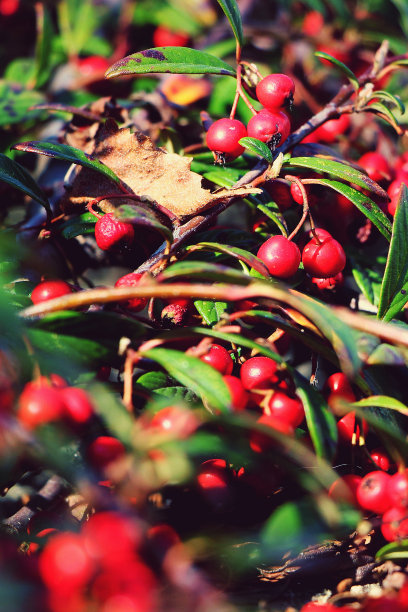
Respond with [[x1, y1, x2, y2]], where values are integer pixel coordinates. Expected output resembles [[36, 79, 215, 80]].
[[136, 371, 198, 402], [294, 374, 338, 460], [58, 212, 96, 240], [158, 261, 251, 285], [194, 300, 228, 325], [376, 540, 408, 561], [378, 184, 408, 320], [315, 51, 359, 89], [366, 344, 408, 366], [142, 348, 231, 412], [351, 396, 408, 416], [115, 203, 173, 243], [12, 141, 122, 186], [363, 101, 400, 131], [189, 242, 270, 277], [0, 82, 44, 127], [105, 48, 236, 78], [369, 90, 405, 114], [215, 0, 243, 47], [0, 153, 51, 214], [239, 137, 273, 163], [286, 157, 389, 200], [314, 179, 392, 241], [32, 4, 54, 88], [89, 384, 134, 445]]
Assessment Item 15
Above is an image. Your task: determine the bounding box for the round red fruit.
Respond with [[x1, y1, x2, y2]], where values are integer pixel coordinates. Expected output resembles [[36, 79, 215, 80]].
[[250, 414, 294, 453], [197, 459, 233, 507], [328, 474, 362, 506], [31, 280, 72, 305], [82, 511, 142, 566], [223, 375, 249, 411], [256, 74, 295, 110], [302, 11, 324, 37], [240, 356, 278, 390], [257, 235, 301, 278], [325, 372, 354, 396], [87, 436, 126, 469], [388, 470, 408, 509], [149, 405, 199, 439], [206, 118, 247, 161], [381, 506, 408, 542], [18, 385, 65, 429], [264, 391, 305, 428], [357, 470, 392, 514], [337, 412, 367, 443], [153, 25, 189, 47], [39, 532, 93, 592], [247, 109, 290, 146], [290, 182, 304, 204], [370, 449, 391, 472], [302, 231, 346, 278], [60, 387, 94, 424], [200, 344, 233, 375], [77, 55, 110, 76], [114, 272, 148, 312], [94, 213, 134, 251], [358, 152, 391, 183], [311, 114, 351, 144], [312, 273, 343, 290]]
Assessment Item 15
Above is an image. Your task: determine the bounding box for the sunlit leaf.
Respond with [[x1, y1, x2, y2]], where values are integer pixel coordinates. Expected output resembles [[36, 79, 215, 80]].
[[315, 51, 359, 89], [239, 137, 273, 163], [215, 0, 243, 46]]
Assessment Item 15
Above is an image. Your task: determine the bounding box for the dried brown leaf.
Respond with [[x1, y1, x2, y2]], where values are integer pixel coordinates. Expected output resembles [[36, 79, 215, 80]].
[[60, 121, 261, 218]]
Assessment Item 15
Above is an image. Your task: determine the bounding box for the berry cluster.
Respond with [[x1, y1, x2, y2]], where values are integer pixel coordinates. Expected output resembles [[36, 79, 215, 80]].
[[206, 73, 294, 162]]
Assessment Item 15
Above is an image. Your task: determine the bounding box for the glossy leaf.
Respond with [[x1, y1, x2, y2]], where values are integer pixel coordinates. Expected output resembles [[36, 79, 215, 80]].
[[0, 153, 51, 214], [115, 203, 173, 243], [257, 203, 288, 238], [12, 141, 122, 186], [136, 371, 198, 402], [239, 137, 273, 163], [376, 540, 408, 561], [351, 395, 408, 416], [194, 299, 228, 325], [369, 90, 405, 114], [105, 48, 236, 78], [189, 242, 270, 277], [0, 82, 44, 127], [364, 101, 400, 131], [142, 348, 231, 412], [215, 0, 243, 46], [59, 212, 96, 240], [294, 373, 338, 460], [315, 51, 359, 89], [286, 157, 389, 200], [158, 261, 251, 285], [314, 178, 392, 241], [378, 184, 408, 320]]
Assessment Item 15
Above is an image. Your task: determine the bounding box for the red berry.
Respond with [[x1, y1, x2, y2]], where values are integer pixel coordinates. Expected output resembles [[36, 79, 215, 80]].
[[147, 523, 180, 558], [357, 470, 392, 514], [358, 152, 391, 183], [381, 506, 408, 542], [257, 235, 301, 278], [206, 118, 247, 161], [39, 532, 93, 592], [337, 411, 368, 443], [18, 385, 65, 429], [153, 25, 189, 47], [87, 436, 125, 469], [302, 231, 346, 278], [82, 511, 142, 566], [264, 391, 305, 428], [240, 356, 278, 390], [200, 344, 233, 375], [302, 11, 324, 37], [77, 55, 110, 76], [223, 375, 249, 411], [0, 0, 20, 16], [311, 273, 343, 290], [265, 180, 292, 211], [310, 114, 351, 144], [388, 470, 408, 508], [94, 212, 134, 251], [196, 459, 233, 507], [370, 448, 391, 472], [387, 180, 406, 217], [114, 272, 148, 312], [290, 182, 304, 204], [31, 280, 73, 305], [149, 405, 199, 438], [247, 109, 290, 146], [250, 414, 294, 453], [256, 74, 295, 110], [60, 387, 94, 424], [328, 474, 362, 505], [325, 372, 353, 396]]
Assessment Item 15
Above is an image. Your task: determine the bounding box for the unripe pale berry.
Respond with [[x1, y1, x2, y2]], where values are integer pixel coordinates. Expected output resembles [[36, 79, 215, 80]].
[[257, 235, 301, 278], [256, 74, 295, 110], [206, 118, 247, 161]]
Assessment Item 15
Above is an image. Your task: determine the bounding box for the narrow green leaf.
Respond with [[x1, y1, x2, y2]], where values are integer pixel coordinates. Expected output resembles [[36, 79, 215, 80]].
[[363, 101, 400, 131], [90, 384, 134, 445], [142, 348, 231, 412], [369, 90, 405, 114], [215, 0, 243, 46], [115, 204, 173, 243], [32, 4, 54, 88], [158, 261, 251, 285], [286, 156, 389, 200], [378, 185, 408, 320], [59, 212, 96, 240], [366, 344, 408, 366], [294, 374, 338, 460], [190, 242, 270, 277], [105, 48, 236, 78], [239, 137, 273, 163], [376, 540, 408, 561], [315, 51, 359, 89], [351, 396, 408, 416], [257, 203, 288, 238], [12, 141, 122, 186], [194, 300, 228, 325], [314, 178, 392, 241], [0, 153, 51, 214]]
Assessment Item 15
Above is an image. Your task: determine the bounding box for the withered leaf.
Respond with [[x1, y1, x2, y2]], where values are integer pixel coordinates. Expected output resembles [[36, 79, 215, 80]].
[[60, 121, 261, 218]]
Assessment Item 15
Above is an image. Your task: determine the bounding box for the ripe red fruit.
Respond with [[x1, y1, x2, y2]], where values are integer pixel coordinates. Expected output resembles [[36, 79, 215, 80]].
[[60, 387, 94, 424], [302, 11, 324, 37], [196, 458, 233, 507], [256, 74, 295, 110], [290, 182, 304, 205], [250, 414, 294, 453], [152, 25, 189, 47], [149, 405, 199, 438], [337, 412, 367, 443], [387, 179, 406, 216], [264, 391, 305, 428], [240, 356, 278, 390], [18, 385, 65, 429], [247, 109, 290, 147], [370, 448, 391, 472], [31, 280, 73, 305], [77, 55, 110, 76], [388, 470, 408, 508], [381, 506, 408, 542], [325, 372, 354, 396], [0, 0, 20, 16], [223, 375, 249, 411], [358, 152, 391, 183], [311, 273, 344, 290], [147, 523, 180, 558], [94, 212, 135, 251], [302, 230, 346, 278], [328, 474, 362, 505], [82, 512, 142, 566], [200, 344, 233, 375], [39, 532, 93, 592], [114, 272, 148, 312], [257, 235, 301, 278], [206, 118, 247, 161], [310, 114, 351, 144], [87, 436, 126, 469], [357, 470, 392, 514]]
